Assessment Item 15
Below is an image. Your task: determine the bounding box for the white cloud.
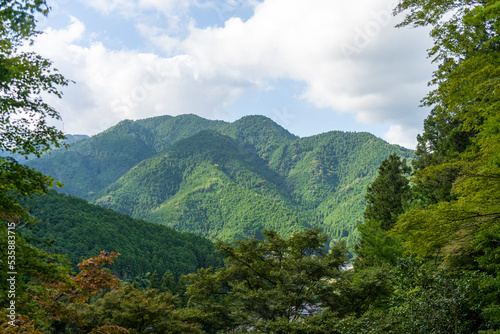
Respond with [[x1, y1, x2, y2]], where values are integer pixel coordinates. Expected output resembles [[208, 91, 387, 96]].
[[176, 0, 434, 145], [34, 17, 257, 135], [34, 0, 434, 148], [383, 125, 420, 149], [181, 0, 402, 76]]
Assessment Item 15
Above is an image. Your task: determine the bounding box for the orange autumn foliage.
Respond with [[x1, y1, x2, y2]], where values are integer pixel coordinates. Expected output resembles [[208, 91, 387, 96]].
[[70, 251, 121, 304]]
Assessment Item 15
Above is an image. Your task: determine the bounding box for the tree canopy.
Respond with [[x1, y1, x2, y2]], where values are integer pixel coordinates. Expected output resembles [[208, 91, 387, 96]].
[[0, 0, 68, 217], [0, 0, 68, 158], [352, 0, 500, 331], [393, 0, 500, 265], [184, 229, 395, 333], [0, 1, 73, 332]]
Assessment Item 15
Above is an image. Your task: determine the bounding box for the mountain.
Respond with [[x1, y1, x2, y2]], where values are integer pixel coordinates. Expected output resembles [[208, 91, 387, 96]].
[[27, 114, 413, 247], [96, 130, 310, 241], [22, 191, 222, 280]]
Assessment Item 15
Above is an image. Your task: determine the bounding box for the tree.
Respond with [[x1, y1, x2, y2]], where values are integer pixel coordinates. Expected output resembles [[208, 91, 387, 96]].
[[392, 0, 500, 263], [70, 250, 121, 304], [79, 286, 203, 334], [0, 0, 68, 157], [147, 270, 159, 290], [0, 219, 71, 329], [411, 107, 472, 205], [390, 1, 500, 330], [363, 153, 411, 231], [388, 258, 483, 334], [355, 153, 410, 267], [184, 229, 352, 333], [0, 249, 125, 332], [0, 0, 69, 217], [160, 270, 176, 294], [0, 3, 73, 330], [0, 157, 56, 217], [28, 251, 122, 332]]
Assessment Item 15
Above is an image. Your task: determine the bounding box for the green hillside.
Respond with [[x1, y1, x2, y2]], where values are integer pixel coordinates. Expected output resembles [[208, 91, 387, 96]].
[[22, 191, 222, 280], [27, 114, 413, 247]]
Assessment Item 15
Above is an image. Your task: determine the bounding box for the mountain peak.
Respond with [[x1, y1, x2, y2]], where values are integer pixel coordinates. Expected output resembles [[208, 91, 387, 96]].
[[232, 115, 297, 138]]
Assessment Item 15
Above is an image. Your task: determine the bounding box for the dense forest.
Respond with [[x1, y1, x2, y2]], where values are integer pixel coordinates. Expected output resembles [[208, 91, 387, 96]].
[[27, 114, 412, 248], [1, 0, 499, 333], [20, 191, 223, 281]]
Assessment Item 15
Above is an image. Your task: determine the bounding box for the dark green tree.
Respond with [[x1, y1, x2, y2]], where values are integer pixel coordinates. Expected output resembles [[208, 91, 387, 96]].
[[184, 229, 352, 333], [388, 258, 483, 334], [147, 270, 159, 290], [355, 154, 410, 267], [411, 108, 472, 205], [363, 153, 411, 231], [161, 270, 176, 294], [79, 286, 202, 334]]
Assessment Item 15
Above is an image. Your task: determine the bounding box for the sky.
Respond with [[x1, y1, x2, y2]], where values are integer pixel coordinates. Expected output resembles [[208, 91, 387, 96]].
[[32, 0, 436, 149]]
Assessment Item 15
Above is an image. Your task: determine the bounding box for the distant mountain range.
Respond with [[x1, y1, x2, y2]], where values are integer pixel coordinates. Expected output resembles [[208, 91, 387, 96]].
[[27, 114, 413, 247]]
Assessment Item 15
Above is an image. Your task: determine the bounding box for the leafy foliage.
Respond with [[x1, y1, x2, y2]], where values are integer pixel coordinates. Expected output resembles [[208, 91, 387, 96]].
[[363, 153, 411, 231], [185, 229, 380, 333], [392, 0, 500, 265], [182, 229, 398, 333], [0, 219, 71, 327], [79, 285, 203, 334], [70, 251, 121, 304], [0, 0, 68, 158], [0, 0, 69, 219], [0, 157, 57, 217], [347, 0, 500, 332], [2, 248, 201, 333], [388, 259, 483, 333]]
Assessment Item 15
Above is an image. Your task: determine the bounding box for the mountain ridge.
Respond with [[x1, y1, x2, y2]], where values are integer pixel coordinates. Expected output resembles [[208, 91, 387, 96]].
[[27, 114, 413, 246]]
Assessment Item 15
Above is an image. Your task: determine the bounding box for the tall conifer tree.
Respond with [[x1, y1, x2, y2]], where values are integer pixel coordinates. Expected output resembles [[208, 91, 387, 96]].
[[356, 153, 410, 266]]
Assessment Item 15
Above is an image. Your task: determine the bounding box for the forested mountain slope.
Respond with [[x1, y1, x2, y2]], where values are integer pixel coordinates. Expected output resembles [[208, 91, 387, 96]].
[[27, 114, 413, 246], [22, 191, 222, 280]]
